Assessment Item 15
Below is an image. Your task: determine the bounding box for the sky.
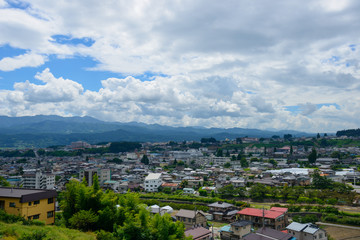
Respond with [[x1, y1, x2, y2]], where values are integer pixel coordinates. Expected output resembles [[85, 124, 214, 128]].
[[0, 0, 359, 133]]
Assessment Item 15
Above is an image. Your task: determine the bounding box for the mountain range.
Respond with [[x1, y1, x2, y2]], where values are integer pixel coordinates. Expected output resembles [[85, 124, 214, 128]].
[[0, 115, 313, 148]]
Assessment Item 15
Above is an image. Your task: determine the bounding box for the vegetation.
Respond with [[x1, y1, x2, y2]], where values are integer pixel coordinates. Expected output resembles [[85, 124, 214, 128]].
[[60, 176, 188, 239], [0, 221, 95, 240], [336, 128, 360, 137]]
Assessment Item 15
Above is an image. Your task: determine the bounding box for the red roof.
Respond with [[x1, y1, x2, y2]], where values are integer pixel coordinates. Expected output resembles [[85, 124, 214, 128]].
[[269, 207, 288, 213], [237, 208, 285, 219]]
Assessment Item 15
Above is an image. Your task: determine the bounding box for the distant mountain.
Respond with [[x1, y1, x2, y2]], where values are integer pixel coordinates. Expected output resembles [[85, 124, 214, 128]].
[[0, 115, 313, 148]]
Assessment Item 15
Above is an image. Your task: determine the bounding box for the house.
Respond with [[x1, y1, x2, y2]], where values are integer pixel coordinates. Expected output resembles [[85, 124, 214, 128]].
[[243, 227, 295, 240], [144, 173, 162, 192], [0, 187, 57, 224], [161, 182, 179, 191], [183, 188, 196, 194], [201, 186, 217, 194], [219, 220, 252, 240], [175, 209, 207, 229], [237, 207, 288, 230], [208, 201, 238, 222], [287, 222, 327, 240], [185, 227, 212, 240]]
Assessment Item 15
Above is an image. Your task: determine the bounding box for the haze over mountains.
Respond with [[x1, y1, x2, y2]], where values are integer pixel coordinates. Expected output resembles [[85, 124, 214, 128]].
[[0, 115, 313, 148]]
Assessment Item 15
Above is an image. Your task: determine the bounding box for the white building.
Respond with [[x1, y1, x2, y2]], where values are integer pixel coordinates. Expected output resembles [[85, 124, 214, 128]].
[[287, 222, 327, 240], [144, 173, 162, 192], [22, 171, 55, 189]]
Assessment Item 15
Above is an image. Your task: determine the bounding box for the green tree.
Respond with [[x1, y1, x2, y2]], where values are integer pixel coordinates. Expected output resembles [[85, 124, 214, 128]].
[[308, 148, 317, 164], [141, 155, 150, 165], [69, 210, 99, 231], [240, 158, 249, 168], [225, 150, 230, 157], [216, 149, 223, 157], [311, 170, 333, 189], [249, 183, 268, 201], [224, 162, 231, 168], [269, 159, 278, 167], [92, 174, 100, 192], [0, 176, 10, 187]]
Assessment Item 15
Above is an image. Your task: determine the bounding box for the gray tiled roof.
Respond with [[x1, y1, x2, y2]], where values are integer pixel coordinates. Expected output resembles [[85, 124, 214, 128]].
[[208, 201, 234, 208], [231, 220, 252, 227]]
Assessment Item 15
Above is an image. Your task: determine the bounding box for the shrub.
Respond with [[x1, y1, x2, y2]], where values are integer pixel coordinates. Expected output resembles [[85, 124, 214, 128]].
[[19, 230, 47, 240]]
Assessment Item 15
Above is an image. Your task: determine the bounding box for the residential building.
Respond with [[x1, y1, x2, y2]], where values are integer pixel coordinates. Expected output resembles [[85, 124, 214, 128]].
[[0, 187, 57, 224], [175, 209, 207, 229], [79, 168, 111, 187], [183, 188, 196, 194], [237, 207, 288, 230], [287, 222, 328, 240], [208, 201, 238, 222], [144, 173, 162, 192], [185, 227, 212, 240], [219, 220, 252, 240], [22, 171, 55, 190], [243, 227, 295, 240]]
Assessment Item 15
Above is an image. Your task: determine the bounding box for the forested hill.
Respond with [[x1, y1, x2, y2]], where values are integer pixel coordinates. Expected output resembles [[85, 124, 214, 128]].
[[0, 115, 312, 148], [336, 128, 360, 137]]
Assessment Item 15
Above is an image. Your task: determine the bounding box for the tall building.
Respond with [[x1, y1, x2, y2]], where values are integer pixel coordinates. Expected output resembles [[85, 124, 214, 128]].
[[79, 168, 111, 186], [22, 171, 55, 190]]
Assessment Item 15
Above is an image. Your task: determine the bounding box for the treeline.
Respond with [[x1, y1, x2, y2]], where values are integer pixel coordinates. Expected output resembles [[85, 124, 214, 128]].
[[0, 142, 141, 158], [60, 177, 189, 240], [336, 128, 360, 137], [0, 149, 35, 158]]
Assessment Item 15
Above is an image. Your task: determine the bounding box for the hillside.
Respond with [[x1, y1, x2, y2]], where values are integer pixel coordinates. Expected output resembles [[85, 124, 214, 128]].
[[0, 221, 95, 240], [0, 115, 313, 148]]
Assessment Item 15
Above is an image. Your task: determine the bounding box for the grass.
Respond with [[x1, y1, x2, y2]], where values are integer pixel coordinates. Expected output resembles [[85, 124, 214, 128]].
[[208, 221, 229, 228], [0, 221, 96, 240]]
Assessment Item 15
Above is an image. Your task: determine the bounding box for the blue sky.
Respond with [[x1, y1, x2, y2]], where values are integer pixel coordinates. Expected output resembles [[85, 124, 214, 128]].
[[1, 0, 360, 132]]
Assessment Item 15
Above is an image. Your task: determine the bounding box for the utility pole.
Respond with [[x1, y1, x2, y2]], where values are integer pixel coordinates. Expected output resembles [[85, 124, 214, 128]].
[[262, 207, 265, 229]]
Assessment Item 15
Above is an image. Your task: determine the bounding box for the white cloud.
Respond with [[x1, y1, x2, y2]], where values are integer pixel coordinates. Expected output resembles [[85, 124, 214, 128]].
[[1, 1, 360, 132], [0, 52, 46, 71], [13, 68, 83, 102]]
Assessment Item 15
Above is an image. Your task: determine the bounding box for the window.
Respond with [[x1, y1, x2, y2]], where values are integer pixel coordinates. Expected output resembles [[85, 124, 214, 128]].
[[47, 211, 54, 218], [34, 200, 40, 205], [33, 214, 40, 219], [319, 233, 323, 238], [9, 202, 16, 207], [48, 198, 54, 204], [28, 202, 32, 206]]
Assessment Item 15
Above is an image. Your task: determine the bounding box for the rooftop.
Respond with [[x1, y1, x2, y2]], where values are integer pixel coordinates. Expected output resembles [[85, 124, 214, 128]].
[[145, 173, 162, 180], [237, 207, 286, 219], [0, 187, 57, 203]]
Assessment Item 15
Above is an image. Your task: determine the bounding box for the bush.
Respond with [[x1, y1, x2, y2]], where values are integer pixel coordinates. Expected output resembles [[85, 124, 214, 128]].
[[292, 214, 318, 223], [19, 230, 47, 240]]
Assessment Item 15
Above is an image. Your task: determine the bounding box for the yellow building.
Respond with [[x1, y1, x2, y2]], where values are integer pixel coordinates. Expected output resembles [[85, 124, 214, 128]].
[[0, 187, 57, 225]]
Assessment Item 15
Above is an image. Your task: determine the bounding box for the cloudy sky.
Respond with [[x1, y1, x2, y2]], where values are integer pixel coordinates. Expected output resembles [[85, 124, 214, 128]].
[[0, 0, 359, 133]]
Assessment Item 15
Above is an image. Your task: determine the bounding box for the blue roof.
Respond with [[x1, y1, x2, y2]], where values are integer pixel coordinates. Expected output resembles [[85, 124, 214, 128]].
[[219, 225, 232, 233]]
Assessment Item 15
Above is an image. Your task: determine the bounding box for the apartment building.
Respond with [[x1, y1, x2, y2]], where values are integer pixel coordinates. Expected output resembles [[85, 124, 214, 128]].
[[0, 187, 57, 224], [79, 168, 111, 186], [144, 173, 162, 192], [22, 171, 55, 190]]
